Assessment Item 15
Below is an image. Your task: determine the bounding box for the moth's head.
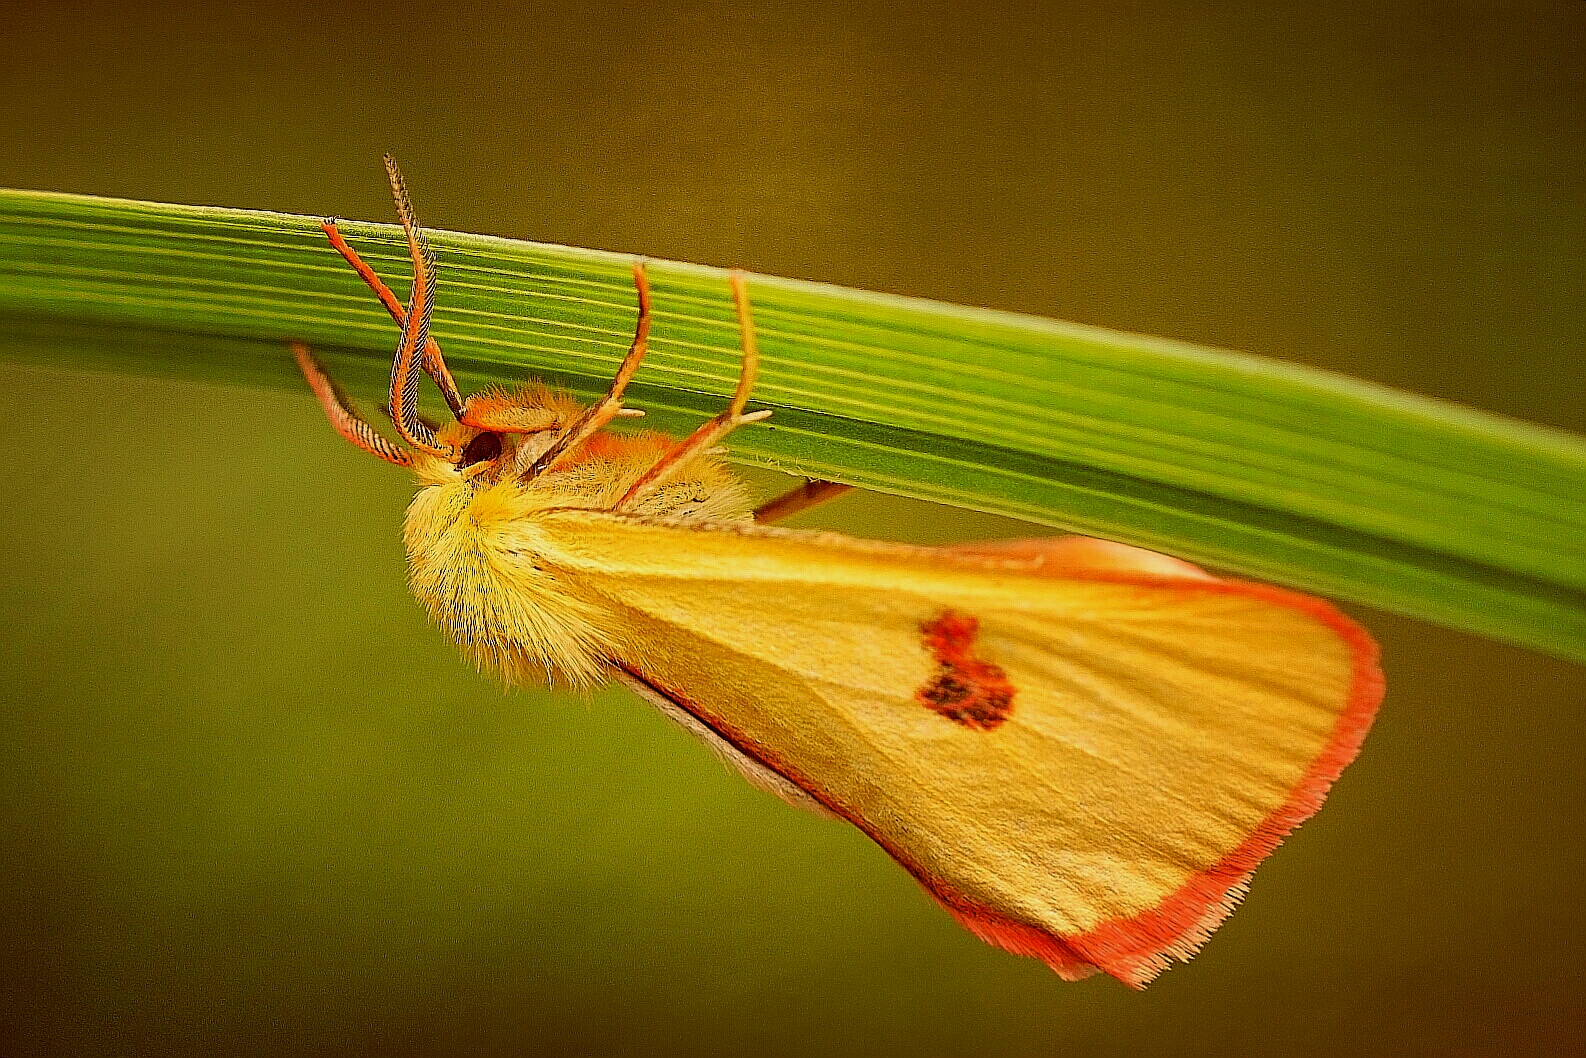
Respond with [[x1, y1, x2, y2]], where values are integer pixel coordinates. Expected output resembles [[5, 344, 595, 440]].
[[411, 383, 585, 487], [442, 426, 551, 484], [292, 340, 589, 487]]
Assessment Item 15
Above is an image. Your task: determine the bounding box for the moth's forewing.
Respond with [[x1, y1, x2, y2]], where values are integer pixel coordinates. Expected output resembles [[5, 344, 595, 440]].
[[540, 514, 1382, 987]]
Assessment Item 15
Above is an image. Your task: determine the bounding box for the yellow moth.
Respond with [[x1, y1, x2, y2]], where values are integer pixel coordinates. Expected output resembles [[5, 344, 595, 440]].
[[294, 155, 1383, 988]]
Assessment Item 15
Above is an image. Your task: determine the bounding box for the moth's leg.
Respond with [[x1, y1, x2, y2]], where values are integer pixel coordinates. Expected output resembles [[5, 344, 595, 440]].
[[382, 154, 460, 461], [616, 270, 772, 511], [292, 342, 413, 467], [522, 259, 653, 477], [752, 479, 854, 524], [320, 218, 466, 420]]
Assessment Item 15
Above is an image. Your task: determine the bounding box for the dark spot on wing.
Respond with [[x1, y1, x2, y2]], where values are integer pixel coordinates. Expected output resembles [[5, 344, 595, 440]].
[[916, 610, 1015, 731]]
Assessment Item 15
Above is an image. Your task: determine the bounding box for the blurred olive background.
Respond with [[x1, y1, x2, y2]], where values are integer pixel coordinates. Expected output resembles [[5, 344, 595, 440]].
[[1, 2, 1583, 1055]]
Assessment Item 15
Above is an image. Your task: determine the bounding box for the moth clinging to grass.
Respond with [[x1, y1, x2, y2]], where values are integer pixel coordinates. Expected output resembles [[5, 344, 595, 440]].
[[293, 155, 1383, 987]]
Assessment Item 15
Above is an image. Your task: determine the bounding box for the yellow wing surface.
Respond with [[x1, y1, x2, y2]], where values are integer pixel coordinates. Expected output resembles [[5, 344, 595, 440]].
[[534, 510, 1383, 987]]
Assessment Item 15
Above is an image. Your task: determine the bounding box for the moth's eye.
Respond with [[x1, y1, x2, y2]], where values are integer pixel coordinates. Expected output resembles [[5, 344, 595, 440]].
[[458, 430, 503, 469]]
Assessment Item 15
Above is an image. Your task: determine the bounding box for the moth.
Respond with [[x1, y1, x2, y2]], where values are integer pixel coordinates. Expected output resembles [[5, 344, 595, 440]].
[[294, 155, 1383, 987]]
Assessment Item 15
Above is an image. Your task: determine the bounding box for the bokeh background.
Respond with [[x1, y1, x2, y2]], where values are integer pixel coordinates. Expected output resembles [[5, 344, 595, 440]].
[[1, 2, 1583, 1055]]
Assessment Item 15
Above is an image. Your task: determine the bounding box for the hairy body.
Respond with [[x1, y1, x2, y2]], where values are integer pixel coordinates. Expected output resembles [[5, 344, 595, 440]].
[[404, 409, 751, 686]]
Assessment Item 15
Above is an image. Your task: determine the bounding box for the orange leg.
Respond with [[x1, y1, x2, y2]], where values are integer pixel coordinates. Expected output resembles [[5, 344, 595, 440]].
[[752, 479, 854, 523], [292, 342, 412, 467], [616, 271, 772, 511], [522, 259, 654, 478]]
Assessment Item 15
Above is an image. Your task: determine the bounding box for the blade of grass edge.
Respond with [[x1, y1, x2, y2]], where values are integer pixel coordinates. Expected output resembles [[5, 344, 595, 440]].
[[0, 188, 1581, 662]]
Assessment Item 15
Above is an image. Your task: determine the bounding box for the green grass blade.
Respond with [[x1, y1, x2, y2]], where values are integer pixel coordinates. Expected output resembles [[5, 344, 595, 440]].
[[0, 188, 1582, 661]]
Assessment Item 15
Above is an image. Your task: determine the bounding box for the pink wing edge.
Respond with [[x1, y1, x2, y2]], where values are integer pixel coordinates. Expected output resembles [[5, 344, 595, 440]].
[[617, 535, 1385, 988]]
